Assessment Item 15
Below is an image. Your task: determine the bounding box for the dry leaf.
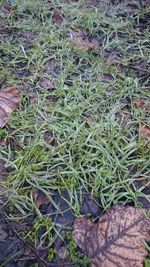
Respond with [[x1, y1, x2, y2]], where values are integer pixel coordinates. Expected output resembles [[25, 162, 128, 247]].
[[43, 131, 59, 147], [73, 205, 150, 267], [41, 78, 54, 90], [133, 97, 150, 110], [52, 9, 64, 26], [69, 30, 99, 51], [133, 98, 143, 108], [0, 86, 20, 127], [32, 190, 49, 208], [139, 123, 150, 139], [119, 108, 131, 119], [2, 5, 14, 13]]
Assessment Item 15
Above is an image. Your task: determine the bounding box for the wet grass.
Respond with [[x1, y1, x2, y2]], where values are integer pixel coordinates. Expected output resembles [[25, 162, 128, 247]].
[[0, 0, 150, 266]]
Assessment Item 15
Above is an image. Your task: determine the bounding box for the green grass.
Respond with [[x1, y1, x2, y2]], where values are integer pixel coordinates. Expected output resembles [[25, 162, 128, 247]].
[[0, 0, 150, 266]]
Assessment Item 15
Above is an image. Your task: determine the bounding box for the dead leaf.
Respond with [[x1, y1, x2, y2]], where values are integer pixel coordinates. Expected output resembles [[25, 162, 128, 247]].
[[133, 97, 150, 110], [120, 108, 131, 117], [30, 94, 39, 104], [0, 159, 8, 201], [0, 87, 20, 128], [41, 78, 54, 90], [32, 190, 49, 208], [81, 193, 102, 218], [69, 30, 99, 51], [139, 123, 150, 139], [10, 222, 33, 232], [73, 205, 150, 267], [0, 159, 7, 182], [58, 246, 69, 259], [133, 98, 143, 108], [2, 5, 14, 13], [43, 131, 59, 147], [0, 138, 5, 145], [52, 9, 64, 26]]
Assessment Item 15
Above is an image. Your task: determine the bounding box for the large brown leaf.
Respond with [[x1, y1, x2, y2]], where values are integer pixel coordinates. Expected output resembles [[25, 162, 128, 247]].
[[0, 86, 20, 127], [73, 205, 150, 267]]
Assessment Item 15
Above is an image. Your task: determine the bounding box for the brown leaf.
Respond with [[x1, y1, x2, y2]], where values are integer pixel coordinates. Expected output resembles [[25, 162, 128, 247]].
[[2, 5, 14, 13], [133, 97, 150, 110], [133, 98, 143, 108], [43, 131, 59, 147], [73, 205, 150, 267], [0, 86, 20, 128], [119, 108, 131, 119], [32, 190, 49, 208], [69, 30, 99, 51], [41, 78, 54, 90], [52, 9, 64, 26], [139, 123, 150, 139], [0, 160, 6, 178], [10, 222, 33, 232], [0, 159, 8, 197], [0, 160, 8, 201]]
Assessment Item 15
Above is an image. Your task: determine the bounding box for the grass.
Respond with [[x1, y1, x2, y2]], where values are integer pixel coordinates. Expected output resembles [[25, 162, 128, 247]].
[[0, 0, 150, 266]]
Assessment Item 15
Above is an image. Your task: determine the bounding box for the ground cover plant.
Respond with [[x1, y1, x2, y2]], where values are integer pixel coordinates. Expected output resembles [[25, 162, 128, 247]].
[[0, 0, 150, 266]]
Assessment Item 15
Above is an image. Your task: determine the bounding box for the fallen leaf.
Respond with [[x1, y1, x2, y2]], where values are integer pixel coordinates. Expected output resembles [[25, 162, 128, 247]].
[[133, 97, 150, 110], [40, 78, 54, 90], [116, 108, 131, 124], [30, 94, 39, 104], [0, 138, 5, 145], [139, 123, 150, 139], [10, 222, 33, 232], [120, 108, 131, 117], [52, 9, 64, 26], [47, 190, 75, 227], [133, 98, 143, 107], [0, 87, 20, 128], [69, 30, 99, 51], [32, 190, 49, 208], [0, 160, 6, 179], [2, 5, 14, 13], [58, 246, 68, 259], [0, 160, 8, 202], [73, 205, 150, 267], [43, 131, 59, 147], [104, 50, 123, 64], [81, 193, 102, 218]]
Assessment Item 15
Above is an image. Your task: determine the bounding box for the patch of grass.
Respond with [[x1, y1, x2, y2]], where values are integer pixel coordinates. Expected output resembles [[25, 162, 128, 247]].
[[0, 0, 150, 265]]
